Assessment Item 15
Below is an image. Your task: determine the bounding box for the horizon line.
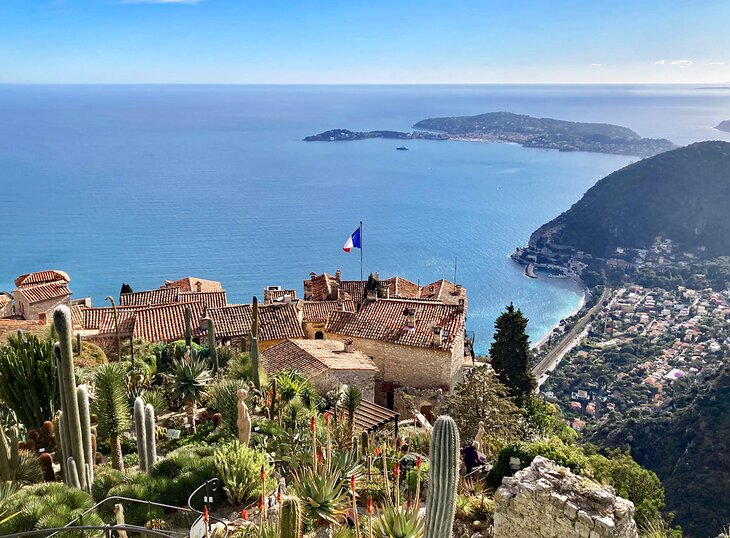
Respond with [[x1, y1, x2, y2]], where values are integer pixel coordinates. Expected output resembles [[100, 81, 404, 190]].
[[0, 81, 728, 86]]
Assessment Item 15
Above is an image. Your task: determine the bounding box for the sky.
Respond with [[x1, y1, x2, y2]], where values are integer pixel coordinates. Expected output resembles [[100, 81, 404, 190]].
[[0, 0, 729, 84]]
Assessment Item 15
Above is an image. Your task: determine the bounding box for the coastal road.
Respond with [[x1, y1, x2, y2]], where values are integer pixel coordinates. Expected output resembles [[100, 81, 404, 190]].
[[533, 286, 612, 387]]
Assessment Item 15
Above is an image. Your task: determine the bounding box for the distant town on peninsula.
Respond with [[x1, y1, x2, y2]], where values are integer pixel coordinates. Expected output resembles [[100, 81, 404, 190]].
[[305, 111, 677, 157]]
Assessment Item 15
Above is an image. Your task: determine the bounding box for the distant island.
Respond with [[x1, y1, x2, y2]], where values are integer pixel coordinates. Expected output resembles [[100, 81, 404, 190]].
[[413, 112, 675, 157], [303, 129, 448, 142], [305, 112, 675, 157], [716, 120, 730, 132]]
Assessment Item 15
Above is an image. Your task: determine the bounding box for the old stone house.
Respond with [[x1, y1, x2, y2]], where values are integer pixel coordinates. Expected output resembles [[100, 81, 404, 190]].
[[207, 302, 304, 351], [301, 299, 355, 339], [261, 338, 378, 401], [325, 296, 467, 410], [12, 270, 72, 322]]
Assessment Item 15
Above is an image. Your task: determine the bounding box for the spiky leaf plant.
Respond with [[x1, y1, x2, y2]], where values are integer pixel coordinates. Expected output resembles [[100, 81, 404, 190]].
[[292, 463, 349, 525], [373, 504, 424, 538], [213, 440, 274, 505], [92, 363, 130, 471], [168, 357, 212, 433]]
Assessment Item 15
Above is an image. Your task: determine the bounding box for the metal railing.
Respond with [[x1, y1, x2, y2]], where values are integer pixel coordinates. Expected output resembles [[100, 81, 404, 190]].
[[2, 479, 229, 538]]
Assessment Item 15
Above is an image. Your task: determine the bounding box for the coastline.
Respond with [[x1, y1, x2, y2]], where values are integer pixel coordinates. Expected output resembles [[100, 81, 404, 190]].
[[529, 269, 588, 351]]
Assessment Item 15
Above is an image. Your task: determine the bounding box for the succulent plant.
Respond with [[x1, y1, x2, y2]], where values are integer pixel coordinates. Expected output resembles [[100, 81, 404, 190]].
[[373, 503, 424, 538], [280, 495, 303, 538], [424, 416, 459, 538], [133, 397, 148, 472], [292, 463, 349, 525]]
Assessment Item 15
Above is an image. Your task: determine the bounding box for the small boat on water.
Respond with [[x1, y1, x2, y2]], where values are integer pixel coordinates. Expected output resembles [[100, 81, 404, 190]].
[[396, 146, 409, 151]]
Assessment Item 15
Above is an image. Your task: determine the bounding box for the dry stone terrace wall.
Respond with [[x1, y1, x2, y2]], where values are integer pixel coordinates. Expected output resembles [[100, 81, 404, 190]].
[[494, 456, 638, 538]]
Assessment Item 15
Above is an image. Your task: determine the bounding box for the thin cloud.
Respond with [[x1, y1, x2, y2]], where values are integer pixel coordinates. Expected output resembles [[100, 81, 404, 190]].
[[654, 60, 665, 65], [671, 59, 692, 65], [591, 63, 603, 67], [708, 62, 725, 65]]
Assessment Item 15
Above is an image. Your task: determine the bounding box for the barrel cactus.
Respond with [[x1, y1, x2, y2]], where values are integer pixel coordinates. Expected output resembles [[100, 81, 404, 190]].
[[424, 415, 460, 538], [280, 495, 303, 538]]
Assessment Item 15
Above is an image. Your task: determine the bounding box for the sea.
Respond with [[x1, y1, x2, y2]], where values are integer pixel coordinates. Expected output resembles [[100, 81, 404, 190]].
[[1, 84, 729, 354]]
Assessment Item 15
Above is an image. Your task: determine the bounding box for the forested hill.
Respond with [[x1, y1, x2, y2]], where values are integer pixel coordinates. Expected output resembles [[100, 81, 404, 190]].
[[588, 365, 730, 538], [529, 141, 730, 257]]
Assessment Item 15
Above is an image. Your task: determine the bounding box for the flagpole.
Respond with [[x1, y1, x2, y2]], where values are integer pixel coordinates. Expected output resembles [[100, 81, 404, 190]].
[[359, 220, 363, 283]]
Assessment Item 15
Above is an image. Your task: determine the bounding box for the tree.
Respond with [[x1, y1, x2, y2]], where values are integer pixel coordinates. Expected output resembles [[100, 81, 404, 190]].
[[342, 385, 362, 441], [489, 304, 537, 405], [444, 365, 524, 456], [92, 363, 130, 471], [364, 273, 383, 298]]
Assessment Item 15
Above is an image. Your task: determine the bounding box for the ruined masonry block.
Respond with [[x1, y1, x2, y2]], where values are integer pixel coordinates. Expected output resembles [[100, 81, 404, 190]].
[[493, 456, 638, 538]]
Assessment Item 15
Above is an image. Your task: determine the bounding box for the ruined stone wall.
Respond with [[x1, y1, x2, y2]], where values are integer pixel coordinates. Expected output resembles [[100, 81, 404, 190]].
[[494, 456, 638, 538]]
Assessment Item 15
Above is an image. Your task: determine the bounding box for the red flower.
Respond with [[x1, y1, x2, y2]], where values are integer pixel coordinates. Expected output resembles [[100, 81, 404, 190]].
[[406, 494, 412, 509], [416, 456, 422, 469], [260, 465, 266, 481], [257, 497, 264, 510], [317, 448, 324, 464], [324, 412, 331, 425], [276, 486, 282, 503], [309, 416, 316, 433], [349, 475, 356, 493], [366, 496, 374, 515], [203, 506, 209, 522], [394, 462, 400, 478], [241, 508, 249, 521], [373, 447, 382, 457]]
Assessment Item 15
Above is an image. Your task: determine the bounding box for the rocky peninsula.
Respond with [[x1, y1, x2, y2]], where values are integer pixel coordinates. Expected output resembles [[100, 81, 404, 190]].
[[715, 120, 730, 132], [305, 112, 676, 157]]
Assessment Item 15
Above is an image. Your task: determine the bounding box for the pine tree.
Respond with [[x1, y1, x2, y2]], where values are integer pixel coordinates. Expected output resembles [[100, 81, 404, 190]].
[[489, 303, 537, 405], [364, 273, 383, 298]]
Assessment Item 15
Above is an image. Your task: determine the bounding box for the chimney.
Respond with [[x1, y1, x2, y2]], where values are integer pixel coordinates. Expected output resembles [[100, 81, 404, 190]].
[[457, 298, 465, 313], [404, 307, 416, 328], [452, 283, 462, 296], [374, 272, 379, 281], [335, 269, 342, 282], [195, 281, 202, 293], [334, 286, 340, 300], [384, 287, 390, 299], [432, 325, 443, 346], [366, 289, 378, 301], [310, 272, 317, 281], [344, 339, 354, 353], [338, 300, 346, 311]]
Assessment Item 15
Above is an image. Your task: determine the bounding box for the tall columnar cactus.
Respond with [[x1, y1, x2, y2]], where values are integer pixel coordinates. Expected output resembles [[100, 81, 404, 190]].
[[0, 422, 20, 482], [54, 305, 87, 490], [133, 397, 148, 472], [144, 403, 157, 472], [250, 296, 261, 390], [56, 411, 71, 485], [424, 415, 460, 538], [77, 384, 94, 489], [67, 456, 81, 489], [206, 317, 219, 374], [360, 430, 370, 455], [269, 378, 277, 419], [280, 495, 303, 538], [184, 307, 192, 349]]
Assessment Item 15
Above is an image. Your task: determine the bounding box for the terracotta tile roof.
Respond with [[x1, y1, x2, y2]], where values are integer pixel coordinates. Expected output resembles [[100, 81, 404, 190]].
[[420, 279, 466, 306], [0, 293, 12, 306], [262, 339, 377, 379], [16, 281, 71, 304], [264, 289, 297, 303], [132, 301, 205, 343], [98, 309, 138, 336], [162, 277, 223, 293], [304, 273, 339, 301], [380, 276, 420, 298], [120, 287, 180, 307], [325, 298, 465, 351], [180, 291, 227, 309], [70, 305, 85, 329], [81, 306, 142, 330], [302, 300, 355, 323], [14, 270, 70, 288], [208, 303, 304, 342], [339, 281, 365, 302]]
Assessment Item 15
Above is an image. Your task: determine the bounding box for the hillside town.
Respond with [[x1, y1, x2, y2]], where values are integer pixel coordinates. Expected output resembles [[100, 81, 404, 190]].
[[0, 268, 473, 419], [542, 283, 730, 431]]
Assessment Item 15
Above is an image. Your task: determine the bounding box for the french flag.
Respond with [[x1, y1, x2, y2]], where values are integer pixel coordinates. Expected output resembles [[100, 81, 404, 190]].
[[342, 226, 362, 252]]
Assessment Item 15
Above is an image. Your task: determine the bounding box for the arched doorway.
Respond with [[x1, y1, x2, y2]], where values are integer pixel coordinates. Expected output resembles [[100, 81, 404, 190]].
[[314, 331, 324, 340]]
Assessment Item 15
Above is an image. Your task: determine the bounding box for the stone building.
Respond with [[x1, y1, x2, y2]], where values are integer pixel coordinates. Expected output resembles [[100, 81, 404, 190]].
[[12, 270, 72, 322], [207, 302, 304, 351], [325, 296, 467, 410], [494, 456, 638, 538], [261, 338, 378, 401], [301, 299, 355, 339], [161, 276, 223, 293]]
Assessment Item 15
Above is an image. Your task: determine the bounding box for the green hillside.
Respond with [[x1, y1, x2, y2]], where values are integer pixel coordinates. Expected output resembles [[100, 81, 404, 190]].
[[529, 141, 730, 257]]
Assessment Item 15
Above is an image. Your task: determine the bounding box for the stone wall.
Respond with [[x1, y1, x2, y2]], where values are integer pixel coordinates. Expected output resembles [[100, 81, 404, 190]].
[[494, 456, 638, 538]]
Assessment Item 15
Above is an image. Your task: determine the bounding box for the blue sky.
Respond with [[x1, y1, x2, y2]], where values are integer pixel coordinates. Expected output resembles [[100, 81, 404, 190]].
[[0, 0, 728, 83]]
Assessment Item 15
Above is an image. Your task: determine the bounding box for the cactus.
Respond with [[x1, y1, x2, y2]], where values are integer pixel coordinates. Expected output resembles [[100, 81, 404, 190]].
[[76, 333, 82, 356], [280, 495, 303, 538], [206, 317, 218, 374], [184, 306, 192, 349], [39, 421, 56, 452], [250, 296, 261, 390], [66, 456, 81, 489], [269, 378, 277, 419], [0, 422, 20, 481], [424, 415, 460, 538], [360, 430, 369, 454], [56, 411, 71, 485], [77, 384, 94, 488], [39, 452, 55, 481], [133, 397, 148, 472], [54, 306, 87, 490], [144, 403, 157, 472]]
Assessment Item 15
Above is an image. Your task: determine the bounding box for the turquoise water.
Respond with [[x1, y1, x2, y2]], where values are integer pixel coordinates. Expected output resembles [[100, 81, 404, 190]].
[[1, 84, 729, 353]]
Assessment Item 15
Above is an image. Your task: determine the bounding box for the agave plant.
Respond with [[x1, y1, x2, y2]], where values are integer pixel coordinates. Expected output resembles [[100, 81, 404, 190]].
[[330, 448, 363, 480], [292, 463, 349, 525], [168, 357, 212, 432], [372, 503, 424, 538]]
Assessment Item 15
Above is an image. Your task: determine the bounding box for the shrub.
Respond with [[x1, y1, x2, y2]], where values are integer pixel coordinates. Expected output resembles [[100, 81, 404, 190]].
[[214, 440, 275, 505]]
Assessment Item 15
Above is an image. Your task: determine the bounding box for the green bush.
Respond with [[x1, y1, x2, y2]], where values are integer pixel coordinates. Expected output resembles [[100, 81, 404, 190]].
[[208, 378, 250, 439], [91, 466, 126, 501], [214, 440, 275, 505]]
